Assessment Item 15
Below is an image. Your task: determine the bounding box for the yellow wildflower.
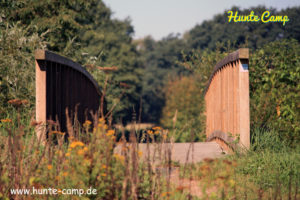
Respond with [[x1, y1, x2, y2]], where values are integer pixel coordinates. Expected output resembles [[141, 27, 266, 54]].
[[63, 172, 68, 177], [276, 105, 281, 116], [111, 136, 116, 140], [65, 152, 70, 157], [138, 151, 143, 158], [77, 149, 85, 155], [83, 120, 92, 127], [102, 164, 107, 169], [103, 124, 108, 130], [152, 126, 161, 130], [229, 179, 235, 187], [84, 159, 91, 165], [161, 192, 172, 197], [47, 165, 53, 170], [147, 130, 154, 135], [49, 131, 64, 136], [101, 173, 107, 177], [69, 141, 85, 148], [98, 118, 105, 123], [1, 118, 12, 123], [106, 129, 115, 136], [113, 154, 125, 162]]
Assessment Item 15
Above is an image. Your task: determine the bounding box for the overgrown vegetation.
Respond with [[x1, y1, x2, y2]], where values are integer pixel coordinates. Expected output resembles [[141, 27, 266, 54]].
[[179, 129, 300, 199], [250, 39, 300, 147], [0, 1, 299, 199], [0, 110, 184, 199]]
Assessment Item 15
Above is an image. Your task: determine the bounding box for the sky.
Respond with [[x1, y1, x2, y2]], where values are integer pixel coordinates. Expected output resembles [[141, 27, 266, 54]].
[[103, 0, 300, 40]]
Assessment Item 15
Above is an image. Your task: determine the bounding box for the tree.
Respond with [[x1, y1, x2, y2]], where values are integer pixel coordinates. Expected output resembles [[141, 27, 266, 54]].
[[138, 35, 189, 122], [1, 0, 143, 123], [185, 6, 300, 50]]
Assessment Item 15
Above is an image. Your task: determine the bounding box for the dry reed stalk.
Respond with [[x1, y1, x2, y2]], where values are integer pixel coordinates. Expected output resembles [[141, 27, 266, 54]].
[[66, 108, 74, 139]]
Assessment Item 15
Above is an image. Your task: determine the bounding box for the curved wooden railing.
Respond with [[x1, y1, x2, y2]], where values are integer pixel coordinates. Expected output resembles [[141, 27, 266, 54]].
[[204, 48, 250, 150], [35, 50, 102, 141]]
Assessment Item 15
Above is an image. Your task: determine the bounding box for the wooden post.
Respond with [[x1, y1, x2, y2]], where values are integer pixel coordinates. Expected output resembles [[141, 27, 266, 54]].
[[238, 50, 250, 149], [35, 60, 47, 141]]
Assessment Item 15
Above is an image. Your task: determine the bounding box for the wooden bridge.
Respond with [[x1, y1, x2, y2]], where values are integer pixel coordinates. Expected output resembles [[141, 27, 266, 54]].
[[35, 48, 249, 156], [35, 50, 103, 141], [204, 48, 250, 151]]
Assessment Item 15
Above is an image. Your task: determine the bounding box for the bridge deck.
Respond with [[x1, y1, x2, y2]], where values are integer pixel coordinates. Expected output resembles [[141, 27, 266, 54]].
[[114, 142, 225, 164]]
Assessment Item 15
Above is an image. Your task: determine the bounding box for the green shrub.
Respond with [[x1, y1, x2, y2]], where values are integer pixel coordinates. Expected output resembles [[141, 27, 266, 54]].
[[0, 23, 46, 117], [250, 39, 300, 147]]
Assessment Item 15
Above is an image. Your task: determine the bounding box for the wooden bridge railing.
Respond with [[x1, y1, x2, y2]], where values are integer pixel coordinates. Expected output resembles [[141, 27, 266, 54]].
[[35, 50, 102, 141], [204, 48, 250, 150]]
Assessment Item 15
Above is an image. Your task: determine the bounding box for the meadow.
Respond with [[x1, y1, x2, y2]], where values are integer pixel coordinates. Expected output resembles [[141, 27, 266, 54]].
[[0, 107, 299, 199]]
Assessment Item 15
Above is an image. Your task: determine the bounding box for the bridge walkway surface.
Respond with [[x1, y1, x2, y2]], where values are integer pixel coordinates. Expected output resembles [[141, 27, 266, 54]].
[[114, 142, 226, 164]]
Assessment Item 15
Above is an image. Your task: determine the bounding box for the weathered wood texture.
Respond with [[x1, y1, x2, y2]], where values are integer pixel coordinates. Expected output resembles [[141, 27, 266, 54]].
[[35, 50, 102, 140], [205, 49, 250, 149]]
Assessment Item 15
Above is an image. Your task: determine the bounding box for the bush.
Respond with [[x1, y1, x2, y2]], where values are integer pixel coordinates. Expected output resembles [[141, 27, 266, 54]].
[[160, 76, 205, 142], [0, 22, 46, 117], [250, 39, 300, 147]]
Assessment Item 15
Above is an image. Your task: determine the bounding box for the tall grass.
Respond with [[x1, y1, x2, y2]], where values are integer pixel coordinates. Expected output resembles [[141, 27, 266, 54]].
[[1, 105, 299, 199], [0, 108, 188, 199], [179, 128, 300, 199]]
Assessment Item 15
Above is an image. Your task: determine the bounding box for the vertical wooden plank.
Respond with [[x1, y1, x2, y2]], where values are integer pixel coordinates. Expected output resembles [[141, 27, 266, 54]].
[[238, 59, 250, 149], [55, 63, 61, 127], [232, 61, 237, 136], [206, 87, 210, 137], [208, 85, 212, 136], [228, 62, 234, 135], [36, 60, 46, 141], [205, 90, 208, 137], [211, 76, 215, 134], [213, 75, 217, 132], [60, 64, 66, 133], [235, 60, 240, 137], [224, 64, 228, 134], [221, 66, 225, 133], [217, 70, 221, 131]]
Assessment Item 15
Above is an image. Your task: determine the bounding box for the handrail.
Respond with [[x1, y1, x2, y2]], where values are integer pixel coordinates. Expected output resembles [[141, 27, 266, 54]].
[[35, 50, 102, 96], [204, 48, 249, 95]]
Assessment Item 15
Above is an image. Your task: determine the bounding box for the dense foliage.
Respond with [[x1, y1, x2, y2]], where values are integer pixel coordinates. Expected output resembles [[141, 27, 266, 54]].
[[138, 35, 189, 122], [186, 6, 300, 50], [0, 0, 142, 123], [0, 23, 46, 116], [0, 2, 299, 145], [139, 6, 300, 128], [160, 76, 205, 142], [180, 129, 300, 199], [250, 39, 300, 146], [0, 2, 299, 199]]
